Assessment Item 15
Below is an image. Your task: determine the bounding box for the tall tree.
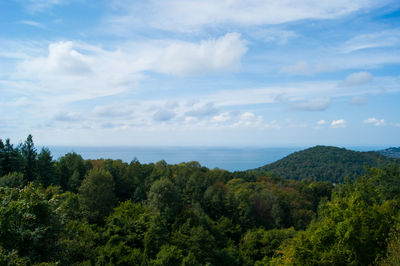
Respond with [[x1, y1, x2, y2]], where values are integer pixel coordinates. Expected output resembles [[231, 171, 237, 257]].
[[2, 139, 23, 175], [148, 177, 182, 221], [37, 147, 56, 187], [21, 134, 37, 182], [78, 168, 117, 224], [0, 139, 4, 177], [57, 152, 88, 191]]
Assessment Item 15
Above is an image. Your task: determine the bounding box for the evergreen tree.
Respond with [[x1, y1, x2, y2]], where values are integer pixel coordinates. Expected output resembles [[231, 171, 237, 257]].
[[21, 134, 37, 182], [37, 147, 56, 187], [0, 139, 4, 176], [2, 139, 23, 175]]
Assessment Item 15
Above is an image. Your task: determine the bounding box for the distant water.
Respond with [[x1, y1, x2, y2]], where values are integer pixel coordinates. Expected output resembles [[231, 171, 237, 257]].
[[46, 146, 385, 172]]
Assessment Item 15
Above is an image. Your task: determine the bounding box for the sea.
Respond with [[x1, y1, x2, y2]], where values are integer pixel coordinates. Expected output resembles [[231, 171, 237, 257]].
[[45, 145, 386, 172]]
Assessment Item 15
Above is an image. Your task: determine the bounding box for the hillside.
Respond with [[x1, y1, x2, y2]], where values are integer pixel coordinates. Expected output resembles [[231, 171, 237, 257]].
[[377, 147, 400, 159], [256, 145, 394, 183]]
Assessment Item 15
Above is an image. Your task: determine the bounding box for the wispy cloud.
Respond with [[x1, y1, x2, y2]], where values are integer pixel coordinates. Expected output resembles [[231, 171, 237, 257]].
[[153, 109, 176, 122], [331, 119, 346, 128], [53, 111, 82, 122], [339, 72, 372, 87], [20, 0, 66, 12], [106, 0, 390, 33], [232, 112, 263, 128], [291, 98, 331, 111], [185, 102, 218, 117], [364, 117, 385, 126], [19, 20, 45, 28], [341, 29, 400, 53], [349, 96, 368, 105], [248, 28, 297, 44], [281, 61, 331, 75]]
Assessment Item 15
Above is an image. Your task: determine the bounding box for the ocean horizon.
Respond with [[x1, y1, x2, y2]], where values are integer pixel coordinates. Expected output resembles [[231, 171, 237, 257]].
[[45, 145, 388, 172]]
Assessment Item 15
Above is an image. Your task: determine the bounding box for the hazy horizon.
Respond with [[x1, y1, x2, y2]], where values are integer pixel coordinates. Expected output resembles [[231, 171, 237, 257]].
[[42, 145, 390, 171]]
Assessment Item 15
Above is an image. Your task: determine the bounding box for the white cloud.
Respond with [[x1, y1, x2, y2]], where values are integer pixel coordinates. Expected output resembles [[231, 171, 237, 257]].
[[265, 120, 281, 129], [185, 102, 218, 117], [281, 61, 331, 75], [339, 71, 372, 87], [108, 0, 388, 32], [153, 109, 176, 121], [364, 117, 385, 126], [53, 111, 82, 122], [248, 28, 297, 44], [341, 29, 400, 53], [21, 0, 66, 12], [92, 104, 135, 118], [314, 119, 327, 129], [292, 98, 331, 111], [349, 96, 368, 105], [331, 119, 346, 128], [232, 112, 263, 127], [211, 112, 231, 123], [155, 33, 247, 76], [20, 41, 92, 77], [10, 34, 245, 107], [19, 20, 45, 28], [14, 41, 137, 104]]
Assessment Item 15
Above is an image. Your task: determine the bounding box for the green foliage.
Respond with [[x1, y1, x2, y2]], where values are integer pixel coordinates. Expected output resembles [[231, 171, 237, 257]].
[[275, 164, 400, 265], [148, 177, 182, 220], [59, 220, 100, 265], [1, 135, 399, 265], [0, 185, 63, 263], [0, 138, 23, 176], [378, 147, 400, 159], [57, 152, 90, 191], [258, 145, 394, 182], [78, 168, 117, 224], [99, 200, 151, 264], [151, 245, 184, 266], [36, 147, 56, 187], [240, 227, 296, 263], [21, 134, 37, 182], [378, 230, 400, 266], [0, 247, 29, 265], [0, 172, 26, 188], [171, 222, 217, 264]]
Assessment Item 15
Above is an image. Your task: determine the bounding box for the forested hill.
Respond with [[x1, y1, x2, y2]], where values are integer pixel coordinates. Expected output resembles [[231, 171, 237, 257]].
[[1, 135, 400, 265], [378, 147, 400, 159], [255, 145, 394, 183]]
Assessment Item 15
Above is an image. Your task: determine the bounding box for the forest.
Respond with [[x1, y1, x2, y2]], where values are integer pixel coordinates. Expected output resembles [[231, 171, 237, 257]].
[[256, 145, 394, 183], [0, 135, 399, 265]]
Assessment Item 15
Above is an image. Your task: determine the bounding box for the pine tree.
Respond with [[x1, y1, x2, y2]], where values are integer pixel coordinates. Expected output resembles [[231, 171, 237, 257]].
[[21, 134, 37, 182], [37, 147, 56, 187], [0, 139, 4, 177]]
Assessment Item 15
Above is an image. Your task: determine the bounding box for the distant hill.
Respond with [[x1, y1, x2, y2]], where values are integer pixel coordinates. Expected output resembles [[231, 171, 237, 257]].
[[377, 147, 400, 159], [255, 145, 394, 183]]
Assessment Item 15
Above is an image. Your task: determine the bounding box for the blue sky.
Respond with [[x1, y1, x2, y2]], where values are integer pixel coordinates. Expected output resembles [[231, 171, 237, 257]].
[[1, 0, 400, 147]]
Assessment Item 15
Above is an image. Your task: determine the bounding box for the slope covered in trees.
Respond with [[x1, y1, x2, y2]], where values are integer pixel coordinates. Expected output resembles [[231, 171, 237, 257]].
[[378, 147, 400, 159], [255, 145, 394, 183], [0, 136, 399, 265]]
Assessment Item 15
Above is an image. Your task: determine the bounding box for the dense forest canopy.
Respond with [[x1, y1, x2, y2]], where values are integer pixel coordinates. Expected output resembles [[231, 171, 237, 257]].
[[0, 135, 399, 265], [256, 145, 395, 183], [378, 147, 400, 159]]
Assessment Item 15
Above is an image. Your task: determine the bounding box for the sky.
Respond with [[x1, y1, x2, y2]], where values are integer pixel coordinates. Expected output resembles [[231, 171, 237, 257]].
[[1, 0, 400, 147]]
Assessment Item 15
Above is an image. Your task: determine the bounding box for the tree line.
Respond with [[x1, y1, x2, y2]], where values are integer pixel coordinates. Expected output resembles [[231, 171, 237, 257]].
[[0, 135, 399, 265]]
